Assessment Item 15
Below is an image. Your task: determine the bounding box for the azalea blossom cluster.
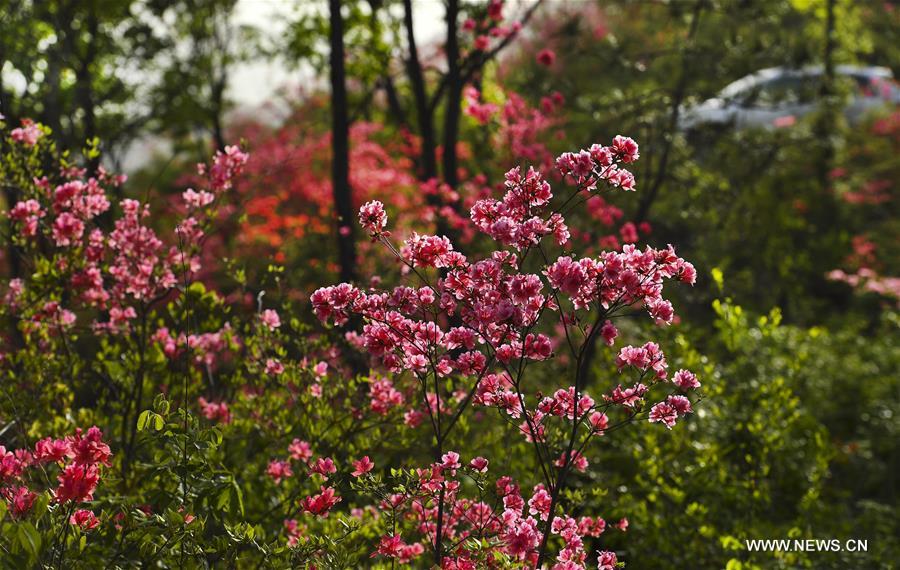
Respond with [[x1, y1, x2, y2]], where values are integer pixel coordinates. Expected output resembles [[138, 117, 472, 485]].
[[462, 0, 522, 53], [9, 118, 43, 146], [150, 320, 243, 375], [235, 120, 418, 257], [0, 114, 700, 566], [2, 129, 247, 343], [0, 427, 111, 530], [828, 267, 900, 304], [272, 444, 376, 547], [365, 451, 626, 569], [556, 135, 639, 191], [464, 85, 565, 171], [268, 439, 371, 517], [313, 137, 699, 566]]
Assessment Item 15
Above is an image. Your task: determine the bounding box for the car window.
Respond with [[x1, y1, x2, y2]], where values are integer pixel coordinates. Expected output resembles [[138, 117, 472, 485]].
[[754, 75, 819, 107], [860, 76, 900, 100]]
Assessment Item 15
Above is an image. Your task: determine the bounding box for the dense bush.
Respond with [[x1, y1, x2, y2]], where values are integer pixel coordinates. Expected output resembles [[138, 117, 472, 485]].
[[598, 296, 898, 569]]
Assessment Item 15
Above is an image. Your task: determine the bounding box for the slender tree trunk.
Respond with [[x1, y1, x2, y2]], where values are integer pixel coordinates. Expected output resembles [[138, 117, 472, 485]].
[[816, 0, 837, 188], [1, 24, 24, 352], [633, 0, 704, 224], [211, 108, 226, 152], [329, 0, 357, 283], [209, 29, 228, 154], [822, 0, 836, 92], [402, 0, 437, 181], [76, 2, 100, 177], [0, 43, 23, 297], [441, 0, 461, 189], [211, 75, 227, 152], [364, 0, 406, 128], [580, 0, 705, 392], [382, 75, 407, 128], [44, 25, 64, 145], [0, 47, 12, 124]]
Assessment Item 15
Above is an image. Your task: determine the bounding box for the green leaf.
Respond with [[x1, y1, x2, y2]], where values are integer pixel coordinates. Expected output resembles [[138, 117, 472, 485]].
[[137, 410, 163, 431], [207, 427, 223, 446], [32, 493, 49, 519], [230, 481, 245, 517], [216, 487, 231, 511], [17, 522, 41, 559], [137, 410, 153, 431], [153, 393, 170, 415]]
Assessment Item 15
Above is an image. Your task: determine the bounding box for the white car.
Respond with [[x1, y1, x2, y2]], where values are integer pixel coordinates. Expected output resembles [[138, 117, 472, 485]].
[[679, 65, 900, 130]]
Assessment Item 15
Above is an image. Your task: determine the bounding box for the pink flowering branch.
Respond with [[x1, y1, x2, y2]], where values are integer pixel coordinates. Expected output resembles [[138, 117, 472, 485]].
[[428, 0, 545, 116], [313, 134, 699, 566]]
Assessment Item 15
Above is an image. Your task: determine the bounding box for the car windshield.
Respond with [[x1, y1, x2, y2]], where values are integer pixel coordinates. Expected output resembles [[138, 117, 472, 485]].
[[720, 73, 769, 99], [727, 72, 868, 108], [861, 76, 900, 99]]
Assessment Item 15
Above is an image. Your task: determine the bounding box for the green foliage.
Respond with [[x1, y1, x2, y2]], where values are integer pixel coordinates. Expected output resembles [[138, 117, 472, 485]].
[[590, 295, 899, 569], [0, 0, 163, 156]]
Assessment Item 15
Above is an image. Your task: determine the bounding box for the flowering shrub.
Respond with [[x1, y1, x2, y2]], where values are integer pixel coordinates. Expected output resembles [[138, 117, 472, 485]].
[[826, 109, 900, 305], [0, 118, 271, 565], [0, 427, 112, 561], [234, 116, 419, 259], [462, 0, 522, 55], [312, 135, 698, 567], [0, 110, 698, 567], [3, 426, 111, 511]]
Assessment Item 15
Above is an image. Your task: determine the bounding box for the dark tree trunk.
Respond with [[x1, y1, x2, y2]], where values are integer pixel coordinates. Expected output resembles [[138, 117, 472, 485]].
[[441, 0, 461, 189], [823, 0, 836, 92], [211, 108, 226, 152], [402, 0, 437, 181], [2, 183, 24, 350], [77, 2, 100, 177], [816, 0, 837, 189], [1, 33, 21, 303], [329, 0, 357, 283], [382, 75, 407, 128], [0, 47, 12, 125], [44, 36, 64, 145], [633, 0, 704, 224], [365, 0, 406, 128], [211, 73, 227, 152]]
